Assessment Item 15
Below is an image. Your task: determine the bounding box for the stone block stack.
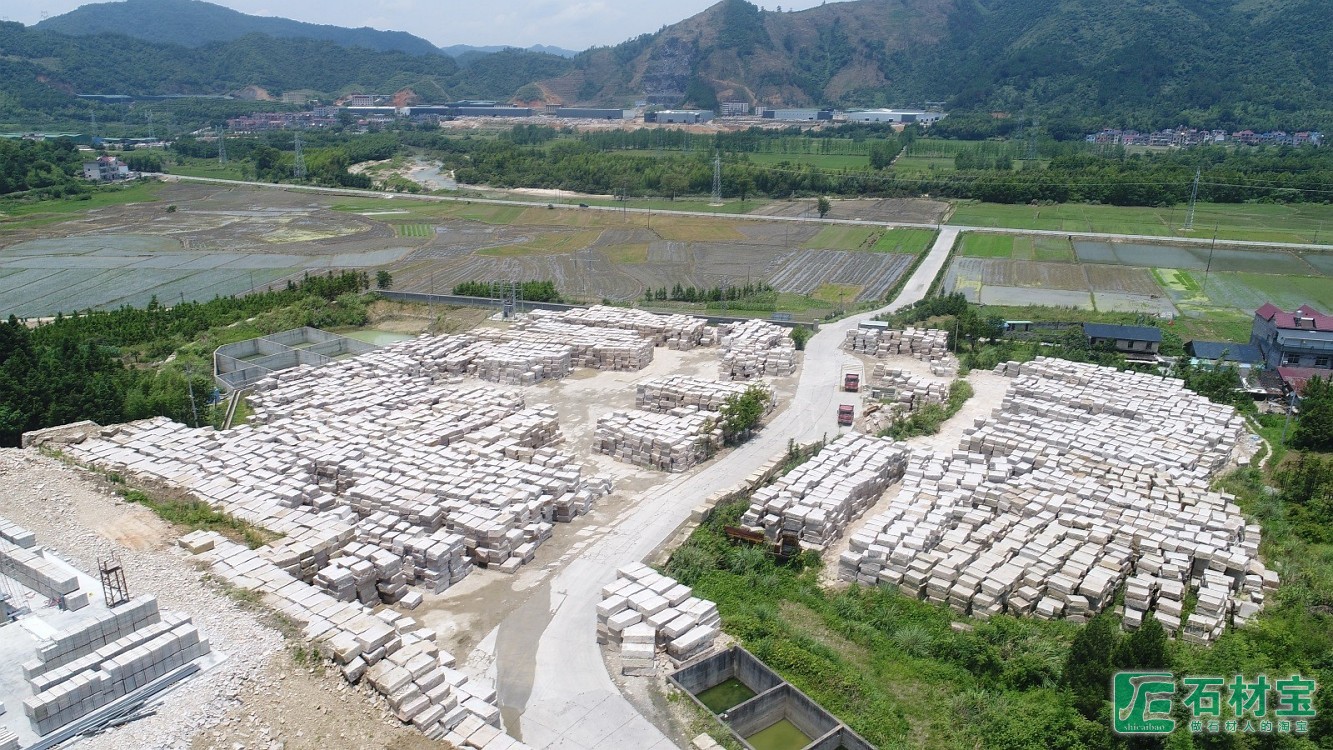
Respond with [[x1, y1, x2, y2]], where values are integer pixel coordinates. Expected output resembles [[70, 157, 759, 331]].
[[741, 434, 910, 549], [530, 306, 711, 350], [635, 376, 773, 414], [837, 358, 1270, 641], [18, 594, 210, 736], [596, 563, 721, 674], [472, 341, 573, 385], [66, 356, 611, 594], [844, 326, 956, 374], [594, 409, 723, 472], [0, 538, 83, 607], [186, 533, 526, 748], [717, 320, 797, 380]]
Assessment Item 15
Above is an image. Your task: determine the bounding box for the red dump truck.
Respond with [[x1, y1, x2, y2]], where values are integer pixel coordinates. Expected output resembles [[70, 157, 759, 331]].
[[843, 372, 861, 392], [837, 404, 855, 426]]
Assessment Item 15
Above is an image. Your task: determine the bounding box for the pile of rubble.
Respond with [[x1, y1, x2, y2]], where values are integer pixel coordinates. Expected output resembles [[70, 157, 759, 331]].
[[596, 563, 721, 674], [65, 360, 611, 591], [717, 320, 797, 380], [530, 306, 712, 349], [741, 434, 910, 549], [594, 410, 723, 472], [182, 532, 523, 748], [838, 358, 1271, 642], [844, 326, 955, 375], [18, 591, 210, 736], [636, 376, 774, 414]]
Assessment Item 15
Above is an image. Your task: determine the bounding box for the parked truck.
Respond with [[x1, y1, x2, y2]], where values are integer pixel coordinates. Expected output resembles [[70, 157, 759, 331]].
[[843, 371, 861, 392], [837, 404, 854, 426]]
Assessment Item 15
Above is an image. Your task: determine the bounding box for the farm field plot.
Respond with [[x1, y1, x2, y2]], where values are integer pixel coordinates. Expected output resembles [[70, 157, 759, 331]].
[[950, 200, 1333, 244], [1084, 264, 1162, 296], [980, 260, 1090, 290], [755, 197, 949, 224], [1160, 270, 1333, 314], [1074, 241, 1324, 275], [804, 225, 880, 250], [391, 224, 435, 238], [958, 233, 1075, 261], [872, 229, 935, 253], [476, 230, 604, 256], [767, 250, 915, 301]]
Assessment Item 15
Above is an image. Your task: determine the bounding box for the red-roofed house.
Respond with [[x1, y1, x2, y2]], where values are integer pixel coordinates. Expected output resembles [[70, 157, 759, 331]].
[[1251, 302, 1333, 370]]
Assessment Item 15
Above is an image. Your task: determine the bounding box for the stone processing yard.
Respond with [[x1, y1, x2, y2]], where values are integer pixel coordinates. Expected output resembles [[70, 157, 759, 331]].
[[0, 225, 1279, 750]]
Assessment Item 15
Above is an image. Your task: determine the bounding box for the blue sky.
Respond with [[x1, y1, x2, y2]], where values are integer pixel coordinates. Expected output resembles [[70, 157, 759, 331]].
[[14, 0, 846, 50]]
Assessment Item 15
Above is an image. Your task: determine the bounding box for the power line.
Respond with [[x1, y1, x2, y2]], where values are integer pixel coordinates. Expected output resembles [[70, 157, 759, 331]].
[[1184, 168, 1201, 230]]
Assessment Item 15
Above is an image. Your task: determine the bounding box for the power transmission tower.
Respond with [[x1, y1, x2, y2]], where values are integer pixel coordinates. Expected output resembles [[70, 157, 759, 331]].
[[217, 127, 227, 164], [1025, 116, 1038, 160], [1183, 168, 1200, 230], [710, 151, 723, 206], [293, 131, 307, 180], [146, 111, 155, 141], [90, 109, 97, 142]]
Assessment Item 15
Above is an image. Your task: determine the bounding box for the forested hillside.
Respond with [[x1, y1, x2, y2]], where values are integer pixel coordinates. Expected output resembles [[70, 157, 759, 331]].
[[0, 22, 570, 128], [5, 0, 1330, 133], [36, 0, 441, 55], [0, 139, 90, 199]]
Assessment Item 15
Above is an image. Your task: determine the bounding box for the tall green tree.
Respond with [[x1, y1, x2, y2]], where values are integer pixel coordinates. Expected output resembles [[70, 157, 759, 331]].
[[1063, 612, 1119, 720], [1114, 615, 1170, 671], [1292, 375, 1333, 451]]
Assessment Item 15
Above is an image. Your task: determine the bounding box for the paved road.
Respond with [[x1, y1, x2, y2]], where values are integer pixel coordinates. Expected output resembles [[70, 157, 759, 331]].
[[506, 227, 959, 750], [162, 174, 1329, 251]]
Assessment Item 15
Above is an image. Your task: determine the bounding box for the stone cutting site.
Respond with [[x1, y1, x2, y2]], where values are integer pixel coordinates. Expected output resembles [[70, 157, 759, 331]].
[[0, 297, 1282, 750]]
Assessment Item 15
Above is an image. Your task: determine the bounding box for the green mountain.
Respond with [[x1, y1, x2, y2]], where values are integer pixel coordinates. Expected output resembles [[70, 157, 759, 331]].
[[0, 22, 572, 128], [5, 0, 1329, 134], [35, 0, 442, 56], [557, 0, 1329, 131]]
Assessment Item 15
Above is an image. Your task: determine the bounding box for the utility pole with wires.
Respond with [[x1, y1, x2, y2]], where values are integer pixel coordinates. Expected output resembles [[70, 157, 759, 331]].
[[217, 127, 227, 164], [1184, 168, 1200, 230], [293, 131, 307, 180], [710, 151, 723, 206]]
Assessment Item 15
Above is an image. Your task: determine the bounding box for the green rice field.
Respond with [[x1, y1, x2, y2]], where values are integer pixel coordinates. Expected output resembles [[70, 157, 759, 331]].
[[949, 201, 1333, 245]]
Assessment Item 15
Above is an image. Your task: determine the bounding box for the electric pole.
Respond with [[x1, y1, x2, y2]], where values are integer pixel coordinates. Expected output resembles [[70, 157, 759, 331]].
[[293, 131, 307, 180], [217, 127, 227, 164], [1183, 168, 1200, 230], [710, 151, 722, 206]]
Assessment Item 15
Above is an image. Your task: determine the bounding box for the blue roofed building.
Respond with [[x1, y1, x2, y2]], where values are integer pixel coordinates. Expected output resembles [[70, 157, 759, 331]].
[[1186, 340, 1264, 368]]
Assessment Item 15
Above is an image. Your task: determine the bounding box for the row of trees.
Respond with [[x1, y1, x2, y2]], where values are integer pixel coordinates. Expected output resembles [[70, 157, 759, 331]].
[[450, 280, 562, 302], [641, 282, 774, 304]]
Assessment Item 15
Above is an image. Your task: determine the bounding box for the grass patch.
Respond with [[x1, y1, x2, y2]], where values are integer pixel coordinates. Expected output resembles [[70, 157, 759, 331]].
[[1033, 236, 1075, 262], [960, 233, 1014, 258], [167, 159, 248, 181], [117, 488, 278, 549], [391, 223, 434, 238], [0, 181, 164, 227], [601, 243, 650, 264], [949, 200, 1333, 245], [477, 230, 603, 256], [872, 228, 936, 254], [651, 216, 746, 242], [1153, 267, 1202, 293], [804, 225, 880, 250], [811, 283, 864, 305]]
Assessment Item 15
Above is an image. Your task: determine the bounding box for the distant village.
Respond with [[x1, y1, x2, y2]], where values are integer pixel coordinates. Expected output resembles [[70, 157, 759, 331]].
[[218, 94, 947, 133], [1086, 127, 1322, 148]]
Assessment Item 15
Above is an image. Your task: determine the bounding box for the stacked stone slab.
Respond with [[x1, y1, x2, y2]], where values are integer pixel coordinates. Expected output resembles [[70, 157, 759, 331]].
[[717, 320, 797, 380], [0, 518, 37, 548], [66, 359, 612, 593], [477, 320, 656, 371], [741, 434, 910, 549], [188, 533, 525, 748], [0, 728, 16, 750], [594, 409, 723, 472], [635, 376, 774, 414], [530, 306, 712, 350], [844, 326, 956, 375], [596, 563, 721, 674], [22, 595, 161, 677], [0, 538, 82, 606], [838, 358, 1272, 641], [869, 365, 951, 411], [472, 341, 573, 385], [20, 599, 209, 736]]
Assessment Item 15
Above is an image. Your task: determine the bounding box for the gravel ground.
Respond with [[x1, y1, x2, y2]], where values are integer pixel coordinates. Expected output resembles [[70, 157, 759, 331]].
[[0, 448, 447, 750]]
